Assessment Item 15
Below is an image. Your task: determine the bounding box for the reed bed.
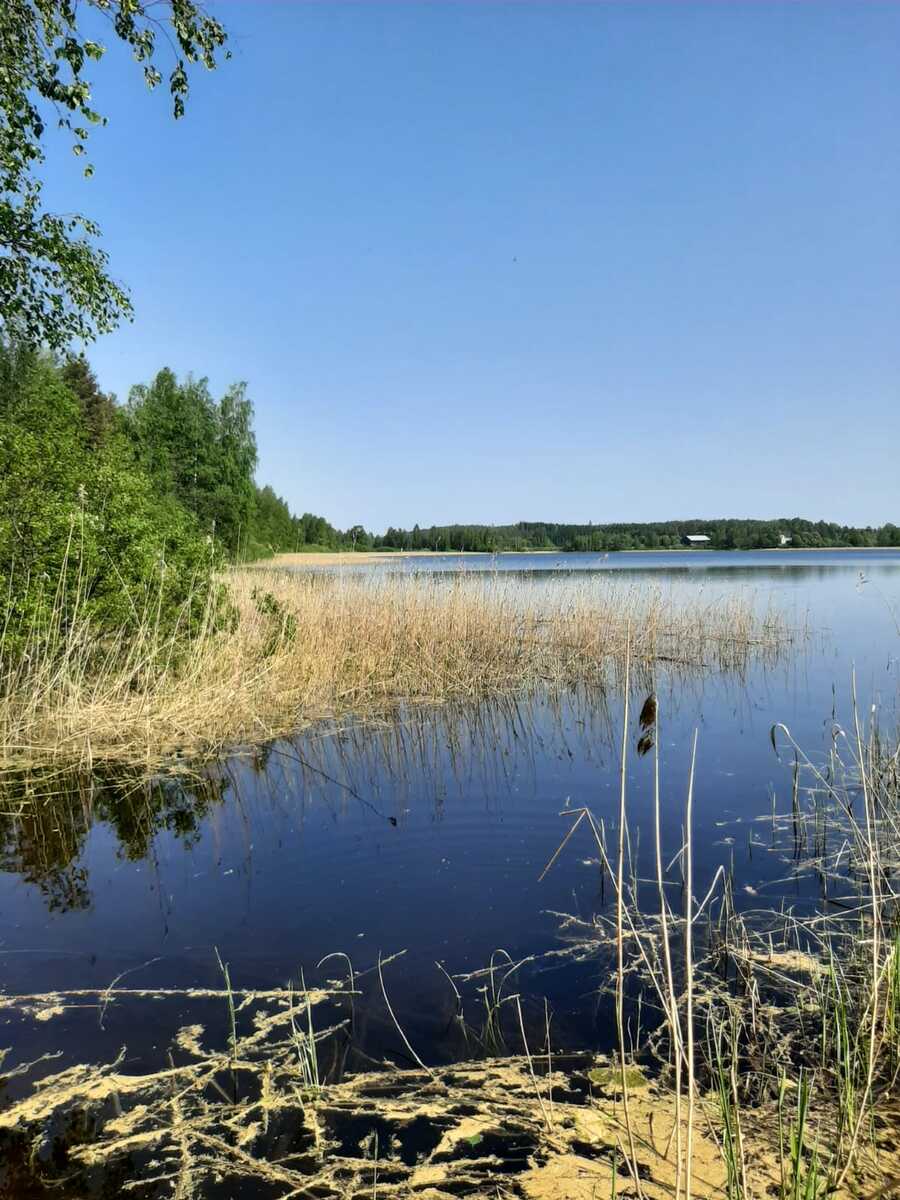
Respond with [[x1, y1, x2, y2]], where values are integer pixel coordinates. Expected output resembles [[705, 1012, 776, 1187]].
[[0, 566, 789, 776]]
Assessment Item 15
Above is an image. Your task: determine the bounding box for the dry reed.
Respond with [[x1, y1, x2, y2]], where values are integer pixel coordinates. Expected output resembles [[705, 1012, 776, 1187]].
[[0, 566, 790, 777], [545, 693, 900, 1199]]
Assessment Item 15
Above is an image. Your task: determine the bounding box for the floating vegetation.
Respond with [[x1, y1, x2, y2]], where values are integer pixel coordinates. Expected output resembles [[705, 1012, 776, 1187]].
[[0, 977, 732, 1200], [1, 965, 895, 1200]]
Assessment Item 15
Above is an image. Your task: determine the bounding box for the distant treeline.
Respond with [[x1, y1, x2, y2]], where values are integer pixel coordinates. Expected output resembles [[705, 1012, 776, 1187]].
[[251, 489, 372, 557], [372, 519, 900, 553]]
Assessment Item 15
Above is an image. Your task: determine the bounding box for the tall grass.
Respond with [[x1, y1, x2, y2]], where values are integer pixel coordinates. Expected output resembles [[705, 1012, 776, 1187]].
[[545, 684, 900, 1198], [0, 565, 790, 776]]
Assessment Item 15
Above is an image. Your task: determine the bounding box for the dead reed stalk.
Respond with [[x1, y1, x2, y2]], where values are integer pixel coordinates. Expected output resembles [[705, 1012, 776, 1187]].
[[545, 690, 900, 1199], [0, 567, 791, 778]]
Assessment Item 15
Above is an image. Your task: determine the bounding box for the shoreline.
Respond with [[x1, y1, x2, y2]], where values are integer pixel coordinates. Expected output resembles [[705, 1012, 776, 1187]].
[[251, 545, 900, 570]]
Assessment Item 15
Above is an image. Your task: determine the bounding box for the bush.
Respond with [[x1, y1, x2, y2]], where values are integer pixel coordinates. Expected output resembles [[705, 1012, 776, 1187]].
[[0, 345, 221, 662]]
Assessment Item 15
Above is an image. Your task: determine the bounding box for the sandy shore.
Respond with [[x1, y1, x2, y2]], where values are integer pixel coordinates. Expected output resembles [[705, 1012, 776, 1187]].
[[248, 550, 495, 568], [247, 545, 896, 570]]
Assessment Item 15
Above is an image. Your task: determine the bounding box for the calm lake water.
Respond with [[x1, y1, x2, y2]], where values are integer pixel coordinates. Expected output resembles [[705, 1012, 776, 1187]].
[[3, 550, 900, 1081]]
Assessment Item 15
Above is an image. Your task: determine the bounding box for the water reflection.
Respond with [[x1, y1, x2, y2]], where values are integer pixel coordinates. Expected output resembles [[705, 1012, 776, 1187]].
[[415, 563, 882, 584], [0, 663, 799, 918], [314, 547, 900, 580], [0, 554, 897, 1077], [0, 772, 229, 912], [0, 693, 620, 913]]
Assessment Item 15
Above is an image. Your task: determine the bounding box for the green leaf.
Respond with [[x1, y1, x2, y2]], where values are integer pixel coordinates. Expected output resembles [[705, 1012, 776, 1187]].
[[0, 0, 229, 349]]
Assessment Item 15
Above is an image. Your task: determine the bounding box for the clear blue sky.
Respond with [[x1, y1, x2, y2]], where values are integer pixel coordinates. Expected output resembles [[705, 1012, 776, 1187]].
[[44, 2, 900, 531]]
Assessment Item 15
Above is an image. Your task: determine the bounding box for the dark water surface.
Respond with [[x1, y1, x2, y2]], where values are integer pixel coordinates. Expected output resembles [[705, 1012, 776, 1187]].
[[3, 551, 899, 1080]]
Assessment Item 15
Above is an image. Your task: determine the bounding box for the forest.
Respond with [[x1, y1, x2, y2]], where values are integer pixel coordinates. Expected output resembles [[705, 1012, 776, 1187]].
[[373, 518, 900, 553], [0, 345, 368, 650]]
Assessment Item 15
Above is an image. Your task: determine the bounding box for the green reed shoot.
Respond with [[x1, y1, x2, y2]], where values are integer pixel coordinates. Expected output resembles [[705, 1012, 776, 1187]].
[[780, 1069, 826, 1200], [288, 969, 321, 1099], [709, 1009, 747, 1200]]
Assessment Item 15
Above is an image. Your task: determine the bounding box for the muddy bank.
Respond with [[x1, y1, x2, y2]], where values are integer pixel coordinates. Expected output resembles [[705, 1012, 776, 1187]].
[[1, 983, 896, 1200]]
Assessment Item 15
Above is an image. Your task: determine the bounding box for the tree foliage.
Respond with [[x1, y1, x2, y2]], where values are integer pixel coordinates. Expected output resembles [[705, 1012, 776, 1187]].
[[0, 341, 380, 677], [60, 351, 116, 444], [125, 369, 257, 558], [0, 343, 219, 651], [372, 518, 900, 553], [0, 0, 228, 349], [248, 485, 296, 557]]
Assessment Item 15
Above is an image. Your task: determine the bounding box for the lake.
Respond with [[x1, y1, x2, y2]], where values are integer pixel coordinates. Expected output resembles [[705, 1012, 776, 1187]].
[[3, 550, 899, 1083]]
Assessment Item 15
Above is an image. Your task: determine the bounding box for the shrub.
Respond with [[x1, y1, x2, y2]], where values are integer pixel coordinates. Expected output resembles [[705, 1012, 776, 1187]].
[[0, 345, 221, 663]]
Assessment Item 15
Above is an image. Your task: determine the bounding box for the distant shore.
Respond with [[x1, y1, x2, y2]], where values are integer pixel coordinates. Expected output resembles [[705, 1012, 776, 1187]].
[[251, 545, 898, 569], [253, 550, 492, 568]]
